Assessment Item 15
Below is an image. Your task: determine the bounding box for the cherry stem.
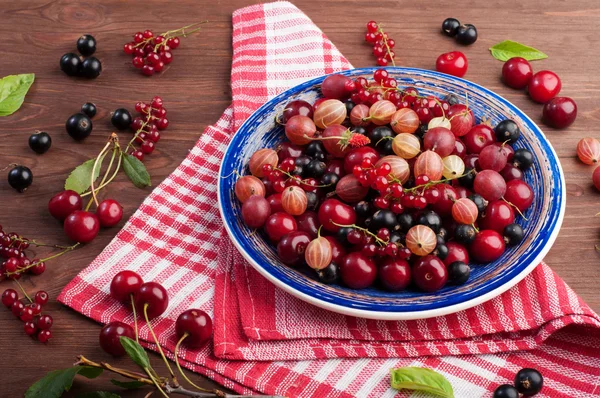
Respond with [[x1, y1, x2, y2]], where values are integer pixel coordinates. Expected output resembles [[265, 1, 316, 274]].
[[145, 367, 170, 398], [85, 145, 118, 211], [130, 294, 139, 343], [81, 146, 123, 199], [376, 26, 396, 67], [14, 279, 32, 303], [174, 334, 215, 394], [89, 135, 118, 208], [7, 243, 80, 276], [502, 198, 528, 220], [403, 171, 473, 194], [76, 355, 155, 385], [9, 236, 71, 250], [143, 304, 178, 385]]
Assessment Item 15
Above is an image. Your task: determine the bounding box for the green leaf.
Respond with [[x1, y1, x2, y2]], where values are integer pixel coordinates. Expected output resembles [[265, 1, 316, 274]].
[[77, 393, 121, 398], [119, 336, 151, 370], [489, 40, 548, 61], [64, 156, 105, 194], [110, 379, 146, 389], [122, 153, 151, 189], [390, 367, 454, 398], [25, 366, 103, 398], [0, 73, 35, 116]]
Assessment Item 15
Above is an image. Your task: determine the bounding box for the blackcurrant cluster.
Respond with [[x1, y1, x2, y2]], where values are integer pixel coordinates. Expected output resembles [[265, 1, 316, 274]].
[[59, 34, 101, 78], [441, 18, 478, 45], [1, 288, 53, 343], [364, 21, 396, 66]]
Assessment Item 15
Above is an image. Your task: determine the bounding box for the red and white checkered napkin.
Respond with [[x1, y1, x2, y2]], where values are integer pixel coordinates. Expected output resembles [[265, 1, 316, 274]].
[[59, 1, 600, 397]]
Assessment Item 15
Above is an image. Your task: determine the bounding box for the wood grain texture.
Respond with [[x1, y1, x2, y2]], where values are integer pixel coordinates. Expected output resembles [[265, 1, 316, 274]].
[[0, 0, 599, 396]]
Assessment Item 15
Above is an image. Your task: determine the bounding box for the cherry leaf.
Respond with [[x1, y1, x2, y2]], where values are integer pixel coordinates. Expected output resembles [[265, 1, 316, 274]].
[[0, 73, 35, 116], [25, 366, 103, 398], [119, 336, 151, 370], [122, 153, 151, 189], [64, 155, 105, 194], [390, 367, 454, 397], [489, 40, 547, 61]]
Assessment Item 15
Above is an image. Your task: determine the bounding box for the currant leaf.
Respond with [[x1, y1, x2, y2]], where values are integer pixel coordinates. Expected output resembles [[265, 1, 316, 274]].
[[122, 153, 151, 188]]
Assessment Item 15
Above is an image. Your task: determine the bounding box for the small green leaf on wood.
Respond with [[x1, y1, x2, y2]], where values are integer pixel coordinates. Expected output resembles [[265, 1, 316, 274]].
[[77, 392, 121, 398], [489, 40, 548, 61], [122, 153, 151, 189], [110, 379, 146, 389], [64, 156, 105, 194], [0, 73, 35, 116], [119, 336, 151, 370], [390, 367, 454, 398], [25, 366, 103, 398]]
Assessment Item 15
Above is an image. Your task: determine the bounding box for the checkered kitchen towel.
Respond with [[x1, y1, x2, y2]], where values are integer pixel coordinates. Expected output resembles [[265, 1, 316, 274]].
[[59, 2, 600, 397]]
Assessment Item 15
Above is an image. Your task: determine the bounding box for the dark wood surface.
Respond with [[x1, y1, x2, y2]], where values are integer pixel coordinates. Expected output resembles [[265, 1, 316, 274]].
[[1, 0, 599, 396]]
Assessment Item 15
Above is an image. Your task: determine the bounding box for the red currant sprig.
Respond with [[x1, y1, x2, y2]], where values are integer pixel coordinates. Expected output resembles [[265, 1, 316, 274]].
[[2, 285, 53, 343], [365, 21, 396, 67], [127, 96, 168, 161]]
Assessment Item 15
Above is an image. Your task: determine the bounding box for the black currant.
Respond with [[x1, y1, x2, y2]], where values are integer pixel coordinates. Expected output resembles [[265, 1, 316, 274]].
[[382, 139, 395, 156], [306, 191, 318, 211], [493, 385, 519, 398], [513, 148, 534, 170], [336, 227, 353, 247], [65, 113, 93, 140], [417, 210, 442, 233], [317, 262, 339, 284], [81, 102, 97, 118], [415, 124, 428, 140], [448, 261, 470, 285], [354, 201, 372, 218], [514, 368, 543, 396], [81, 57, 102, 78], [7, 166, 33, 192], [291, 165, 303, 176], [469, 193, 487, 213], [389, 232, 405, 245], [441, 18, 461, 36], [434, 244, 448, 260], [344, 99, 355, 114], [397, 213, 414, 232], [28, 131, 52, 154], [60, 53, 82, 76], [503, 223, 524, 246], [305, 141, 325, 158], [454, 224, 477, 244], [111, 108, 132, 130], [443, 94, 460, 106], [77, 34, 97, 56], [368, 126, 394, 150], [321, 172, 339, 191], [305, 160, 326, 178], [438, 227, 448, 240], [495, 120, 521, 144], [295, 155, 312, 168], [353, 126, 367, 136], [369, 210, 398, 232], [456, 24, 478, 45], [436, 234, 446, 246], [459, 167, 476, 188]]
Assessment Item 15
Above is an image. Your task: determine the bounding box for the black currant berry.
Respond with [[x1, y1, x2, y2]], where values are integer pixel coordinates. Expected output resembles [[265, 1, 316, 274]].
[[321, 172, 339, 191], [456, 24, 478, 45], [66, 113, 93, 140], [77, 34, 97, 56], [81, 102, 97, 118], [336, 227, 353, 247], [305, 160, 326, 178], [305, 141, 325, 158], [291, 165, 303, 176], [503, 223, 524, 246], [111, 108, 132, 130], [397, 213, 414, 232], [459, 167, 476, 188], [28, 131, 52, 154], [454, 224, 477, 244], [495, 120, 521, 144], [443, 94, 460, 106], [354, 201, 372, 218], [7, 166, 33, 192], [382, 139, 395, 156], [353, 126, 367, 136], [438, 227, 448, 240], [436, 234, 446, 246], [417, 211, 442, 233], [493, 385, 519, 398], [369, 209, 398, 232], [513, 149, 534, 170], [514, 368, 543, 396], [306, 191, 318, 211], [317, 262, 339, 284], [295, 155, 312, 168], [469, 193, 487, 213], [81, 57, 102, 78], [389, 232, 405, 245], [448, 261, 470, 285], [368, 126, 394, 150], [344, 99, 355, 114], [434, 244, 448, 260], [441, 18, 461, 36], [60, 53, 82, 76]]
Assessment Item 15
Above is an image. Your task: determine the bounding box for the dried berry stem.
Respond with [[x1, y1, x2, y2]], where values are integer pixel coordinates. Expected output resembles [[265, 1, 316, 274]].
[[174, 334, 215, 394], [9, 236, 71, 250], [81, 146, 123, 198]]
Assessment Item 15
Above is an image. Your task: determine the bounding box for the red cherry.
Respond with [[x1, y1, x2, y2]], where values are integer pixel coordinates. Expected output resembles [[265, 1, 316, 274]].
[[501, 57, 533, 89], [96, 199, 123, 227], [110, 270, 143, 302], [479, 200, 515, 233], [503, 180, 534, 212], [379, 258, 411, 291], [134, 282, 169, 319], [63, 210, 100, 243], [264, 212, 297, 242], [470, 230, 506, 262], [436, 51, 468, 78], [318, 199, 357, 232], [175, 309, 213, 348], [99, 321, 135, 356], [528, 70, 561, 103], [48, 190, 83, 221], [443, 242, 470, 266], [542, 97, 577, 129], [463, 125, 496, 154], [277, 231, 311, 266], [340, 252, 377, 289], [413, 255, 448, 292], [324, 236, 347, 264]]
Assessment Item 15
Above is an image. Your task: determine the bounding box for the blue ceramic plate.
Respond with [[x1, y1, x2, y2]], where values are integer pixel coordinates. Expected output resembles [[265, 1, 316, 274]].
[[217, 67, 565, 320]]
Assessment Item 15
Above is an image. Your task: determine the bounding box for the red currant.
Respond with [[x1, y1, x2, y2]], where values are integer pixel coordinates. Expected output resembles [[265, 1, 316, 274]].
[[34, 291, 49, 306], [38, 330, 52, 343], [37, 314, 53, 330], [1, 289, 18, 308]]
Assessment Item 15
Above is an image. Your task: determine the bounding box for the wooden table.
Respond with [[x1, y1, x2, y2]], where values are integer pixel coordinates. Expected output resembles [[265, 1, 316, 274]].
[[1, 0, 598, 396]]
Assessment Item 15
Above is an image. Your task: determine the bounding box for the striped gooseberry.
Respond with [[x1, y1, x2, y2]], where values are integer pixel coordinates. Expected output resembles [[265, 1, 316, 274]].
[[285, 115, 317, 145], [369, 100, 396, 125], [350, 104, 370, 126], [452, 198, 479, 224], [249, 149, 278, 177], [406, 225, 437, 256], [305, 236, 332, 270], [335, 174, 370, 203], [392, 133, 421, 159], [576, 137, 600, 165], [390, 108, 419, 134], [376, 155, 410, 184], [413, 150, 444, 181], [442, 155, 465, 179], [281, 186, 308, 216], [235, 176, 265, 203], [313, 99, 347, 129]]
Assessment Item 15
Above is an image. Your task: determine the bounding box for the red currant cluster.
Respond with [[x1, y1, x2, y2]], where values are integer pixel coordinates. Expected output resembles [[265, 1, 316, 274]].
[[0, 229, 49, 279], [129, 96, 168, 161], [2, 289, 52, 343], [233, 69, 536, 293], [364, 21, 396, 66], [123, 23, 205, 76]]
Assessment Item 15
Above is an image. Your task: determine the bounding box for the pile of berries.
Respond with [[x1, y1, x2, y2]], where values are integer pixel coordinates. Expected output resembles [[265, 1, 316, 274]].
[[59, 34, 101, 79], [234, 69, 535, 293], [2, 288, 52, 343], [127, 96, 168, 161], [494, 368, 543, 397], [441, 18, 478, 45], [364, 21, 396, 66], [100, 270, 212, 357], [501, 58, 576, 129]]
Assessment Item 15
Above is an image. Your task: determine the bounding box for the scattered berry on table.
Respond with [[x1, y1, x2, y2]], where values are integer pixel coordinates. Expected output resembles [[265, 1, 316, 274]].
[[441, 18, 461, 36], [76, 34, 96, 56], [436, 51, 468, 77], [455, 23, 478, 45], [7, 165, 33, 192], [542, 97, 577, 128], [81, 102, 97, 118], [65, 113, 93, 140], [28, 131, 52, 154]]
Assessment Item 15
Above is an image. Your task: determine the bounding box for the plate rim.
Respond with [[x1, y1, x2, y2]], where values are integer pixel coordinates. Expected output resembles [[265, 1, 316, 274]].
[[217, 66, 566, 320]]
